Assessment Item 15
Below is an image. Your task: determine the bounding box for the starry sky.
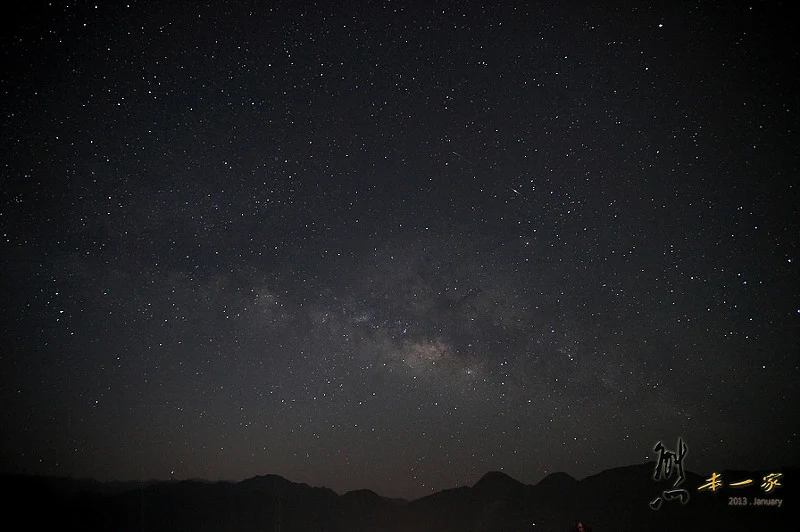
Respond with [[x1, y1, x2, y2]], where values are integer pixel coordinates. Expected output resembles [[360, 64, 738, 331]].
[[1, 1, 797, 500]]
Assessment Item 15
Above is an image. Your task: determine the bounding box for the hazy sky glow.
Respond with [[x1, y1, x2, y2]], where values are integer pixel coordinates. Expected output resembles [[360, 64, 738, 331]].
[[1, 1, 797, 499]]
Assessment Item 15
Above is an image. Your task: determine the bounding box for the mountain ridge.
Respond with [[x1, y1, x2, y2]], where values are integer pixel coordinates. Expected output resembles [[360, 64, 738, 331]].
[[2, 463, 794, 530]]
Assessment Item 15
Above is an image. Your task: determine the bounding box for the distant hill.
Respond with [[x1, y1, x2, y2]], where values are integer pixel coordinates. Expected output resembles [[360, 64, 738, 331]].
[[2, 464, 794, 531]]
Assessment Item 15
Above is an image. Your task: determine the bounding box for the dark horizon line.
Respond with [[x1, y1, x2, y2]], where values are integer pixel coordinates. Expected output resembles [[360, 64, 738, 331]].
[[3, 460, 797, 502]]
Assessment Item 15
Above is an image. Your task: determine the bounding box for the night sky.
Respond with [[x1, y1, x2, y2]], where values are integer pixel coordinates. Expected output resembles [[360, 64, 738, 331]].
[[1, 1, 797, 500]]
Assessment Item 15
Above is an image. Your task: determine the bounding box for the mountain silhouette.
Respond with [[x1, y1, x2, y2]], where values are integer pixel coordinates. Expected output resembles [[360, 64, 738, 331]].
[[535, 471, 578, 491], [473, 470, 526, 497], [2, 463, 794, 531]]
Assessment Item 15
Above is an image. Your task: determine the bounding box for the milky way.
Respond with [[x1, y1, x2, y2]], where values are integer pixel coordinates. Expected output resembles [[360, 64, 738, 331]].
[[1, 1, 797, 499]]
